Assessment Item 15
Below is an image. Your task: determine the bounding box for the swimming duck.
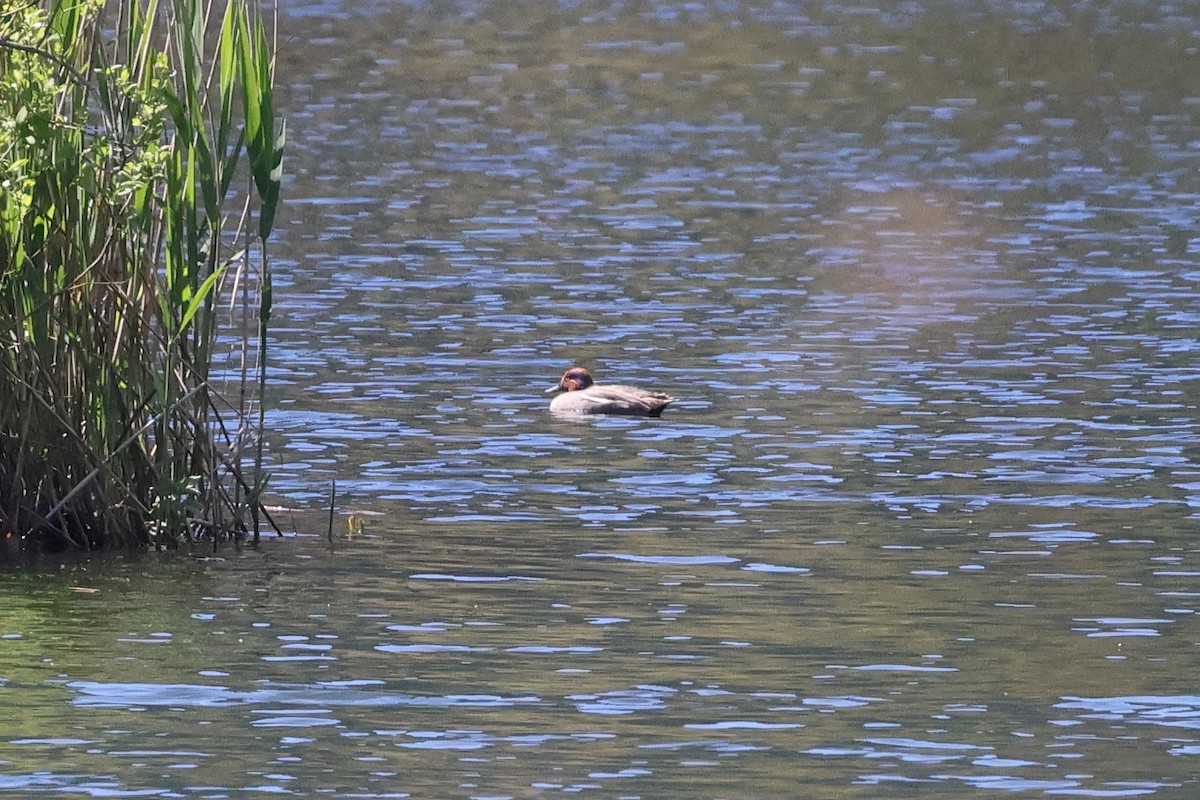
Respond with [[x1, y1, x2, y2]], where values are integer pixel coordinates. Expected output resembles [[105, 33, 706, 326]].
[[547, 366, 675, 417]]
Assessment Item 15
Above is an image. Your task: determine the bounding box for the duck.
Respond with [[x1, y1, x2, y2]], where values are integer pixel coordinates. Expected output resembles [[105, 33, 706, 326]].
[[547, 366, 675, 417]]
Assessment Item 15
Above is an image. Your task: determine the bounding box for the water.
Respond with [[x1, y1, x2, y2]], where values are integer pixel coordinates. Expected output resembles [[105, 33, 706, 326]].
[[3, 1, 1199, 797]]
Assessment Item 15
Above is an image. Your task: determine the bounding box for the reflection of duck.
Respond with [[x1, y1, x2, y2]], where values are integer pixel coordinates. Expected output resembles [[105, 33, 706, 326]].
[[547, 367, 676, 417]]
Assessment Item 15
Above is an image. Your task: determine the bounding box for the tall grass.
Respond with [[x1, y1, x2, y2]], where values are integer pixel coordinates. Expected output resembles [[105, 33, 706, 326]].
[[0, 0, 283, 551]]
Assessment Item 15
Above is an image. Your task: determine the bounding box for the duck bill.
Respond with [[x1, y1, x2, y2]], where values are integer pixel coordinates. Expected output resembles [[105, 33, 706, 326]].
[[545, 385, 561, 393]]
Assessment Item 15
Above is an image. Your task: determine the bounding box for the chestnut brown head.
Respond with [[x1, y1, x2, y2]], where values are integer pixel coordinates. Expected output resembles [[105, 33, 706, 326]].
[[557, 366, 595, 392]]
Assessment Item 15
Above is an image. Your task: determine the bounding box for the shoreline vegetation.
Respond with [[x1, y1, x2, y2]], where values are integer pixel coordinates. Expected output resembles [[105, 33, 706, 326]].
[[0, 0, 284, 553]]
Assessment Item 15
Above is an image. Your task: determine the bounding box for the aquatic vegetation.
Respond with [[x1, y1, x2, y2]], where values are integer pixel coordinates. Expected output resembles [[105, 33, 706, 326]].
[[0, 0, 283, 550]]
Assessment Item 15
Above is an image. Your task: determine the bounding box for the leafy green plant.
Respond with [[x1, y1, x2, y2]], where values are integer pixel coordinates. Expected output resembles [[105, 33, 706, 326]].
[[0, 0, 283, 551]]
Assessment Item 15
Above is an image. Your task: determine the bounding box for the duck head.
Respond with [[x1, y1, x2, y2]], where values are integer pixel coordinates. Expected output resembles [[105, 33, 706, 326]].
[[548, 366, 595, 393]]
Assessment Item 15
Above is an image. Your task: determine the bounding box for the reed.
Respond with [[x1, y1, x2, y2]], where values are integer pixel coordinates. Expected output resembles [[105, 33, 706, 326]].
[[0, 0, 283, 551]]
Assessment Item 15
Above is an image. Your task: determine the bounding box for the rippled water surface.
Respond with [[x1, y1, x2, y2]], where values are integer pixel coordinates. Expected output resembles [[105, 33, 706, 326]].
[[3, 1, 1200, 797]]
